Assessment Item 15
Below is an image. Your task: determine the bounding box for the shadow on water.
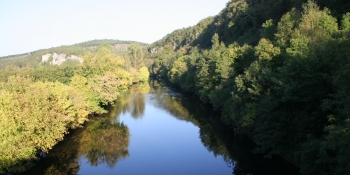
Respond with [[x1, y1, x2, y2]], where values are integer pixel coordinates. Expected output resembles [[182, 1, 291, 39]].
[[22, 117, 130, 175], [21, 83, 147, 174], [21, 80, 299, 175], [148, 80, 300, 175]]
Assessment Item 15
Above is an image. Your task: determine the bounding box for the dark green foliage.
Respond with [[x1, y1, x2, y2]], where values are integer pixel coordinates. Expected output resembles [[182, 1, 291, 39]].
[[150, 0, 350, 174], [150, 17, 215, 51]]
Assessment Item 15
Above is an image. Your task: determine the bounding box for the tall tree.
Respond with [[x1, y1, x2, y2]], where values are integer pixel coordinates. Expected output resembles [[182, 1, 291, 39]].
[[127, 43, 144, 70]]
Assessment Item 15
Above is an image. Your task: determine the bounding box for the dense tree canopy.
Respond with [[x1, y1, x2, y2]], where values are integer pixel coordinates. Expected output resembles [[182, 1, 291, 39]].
[[149, 0, 350, 174]]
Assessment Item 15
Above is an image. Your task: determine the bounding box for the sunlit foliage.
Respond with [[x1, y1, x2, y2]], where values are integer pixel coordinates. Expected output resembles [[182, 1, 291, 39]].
[[0, 45, 148, 173]]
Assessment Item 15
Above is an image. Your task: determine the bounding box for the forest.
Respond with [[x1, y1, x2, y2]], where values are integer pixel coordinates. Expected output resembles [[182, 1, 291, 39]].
[[149, 0, 350, 174], [0, 42, 149, 173]]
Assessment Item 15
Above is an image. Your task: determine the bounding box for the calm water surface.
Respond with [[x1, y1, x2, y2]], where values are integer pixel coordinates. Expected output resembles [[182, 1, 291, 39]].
[[25, 82, 300, 175]]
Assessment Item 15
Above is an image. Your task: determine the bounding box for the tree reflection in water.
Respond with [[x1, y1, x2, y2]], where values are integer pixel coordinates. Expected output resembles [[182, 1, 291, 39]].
[[149, 80, 300, 175], [108, 82, 149, 121], [80, 118, 130, 168], [23, 118, 130, 175], [24, 81, 299, 175]]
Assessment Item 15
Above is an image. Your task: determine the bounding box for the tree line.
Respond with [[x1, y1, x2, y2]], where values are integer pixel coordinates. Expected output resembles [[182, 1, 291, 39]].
[[149, 0, 350, 174]]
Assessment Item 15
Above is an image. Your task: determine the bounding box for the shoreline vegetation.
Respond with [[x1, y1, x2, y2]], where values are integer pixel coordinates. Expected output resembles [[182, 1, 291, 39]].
[[0, 44, 149, 173], [149, 0, 350, 174]]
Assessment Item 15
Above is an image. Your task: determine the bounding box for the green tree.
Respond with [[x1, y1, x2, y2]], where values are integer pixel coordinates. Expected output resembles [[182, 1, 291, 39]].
[[275, 8, 301, 49], [138, 67, 150, 82], [168, 56, 188, 84], [261, 19, 276, 41], [255, 38, 281, 61], [341, 12, 350, 30], [0, 77, 90, 173], [127, 43, 144, 70]]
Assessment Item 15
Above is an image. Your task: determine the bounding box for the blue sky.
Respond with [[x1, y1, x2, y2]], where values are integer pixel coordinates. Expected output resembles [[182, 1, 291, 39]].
[[0, 0, 229, 56]]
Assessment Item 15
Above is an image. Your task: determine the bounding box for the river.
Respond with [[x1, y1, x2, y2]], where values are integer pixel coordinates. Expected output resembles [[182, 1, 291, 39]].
[[23, 81, 300, 175]]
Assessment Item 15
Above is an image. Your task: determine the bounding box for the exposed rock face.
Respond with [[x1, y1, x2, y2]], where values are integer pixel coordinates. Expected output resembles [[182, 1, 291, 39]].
[[42, 54, 52, 62], [41, 53, 83, 65], [150, 47, 163, 54]]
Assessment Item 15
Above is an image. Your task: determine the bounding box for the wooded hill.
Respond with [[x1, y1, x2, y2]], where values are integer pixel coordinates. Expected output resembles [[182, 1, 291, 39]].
[[0, 39, 149, 69], [149, 0, 350, 174]]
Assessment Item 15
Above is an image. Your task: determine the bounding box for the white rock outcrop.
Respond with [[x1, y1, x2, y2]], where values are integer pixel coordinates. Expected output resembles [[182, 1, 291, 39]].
[[41, 53, 83, 65], [41, 54, 52, 62], [51, 53, 67, 65]]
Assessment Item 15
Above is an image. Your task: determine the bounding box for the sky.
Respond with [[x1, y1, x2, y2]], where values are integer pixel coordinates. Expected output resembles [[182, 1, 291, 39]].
[[0, 0, 229, 57]]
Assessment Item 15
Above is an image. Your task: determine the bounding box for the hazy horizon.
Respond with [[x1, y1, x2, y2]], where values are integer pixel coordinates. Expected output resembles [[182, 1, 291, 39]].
[[0, 0, 229, 57]]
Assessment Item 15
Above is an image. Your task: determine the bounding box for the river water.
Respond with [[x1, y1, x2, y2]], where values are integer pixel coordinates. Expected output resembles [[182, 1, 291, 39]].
[[24, 81, 300, 175]]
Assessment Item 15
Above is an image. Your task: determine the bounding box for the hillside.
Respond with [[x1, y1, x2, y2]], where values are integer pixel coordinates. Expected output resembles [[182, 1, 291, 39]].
[[0, 39, 149, 69], [150, 0, 350, 51], [149, 0, 350, 174]]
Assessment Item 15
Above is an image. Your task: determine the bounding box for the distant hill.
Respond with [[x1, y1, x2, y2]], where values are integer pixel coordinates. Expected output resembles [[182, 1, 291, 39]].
[[0, 39, 149, 69]]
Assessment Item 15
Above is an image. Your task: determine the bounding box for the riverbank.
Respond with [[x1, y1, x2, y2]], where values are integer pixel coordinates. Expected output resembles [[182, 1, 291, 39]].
[[0, 46, 149, 173], [19, 81, 299, 175]]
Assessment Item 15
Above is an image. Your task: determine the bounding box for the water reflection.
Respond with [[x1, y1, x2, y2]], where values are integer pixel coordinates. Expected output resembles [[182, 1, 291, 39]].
[[23, 118, 130, 175], [147, 81, 300, 175], [110, 81, 192, 123], [23, 81, 299, 175], [80, 119, 129, 168], [108, 83, 149, 121], [150, 82, 197, 124], [110, 80, 299, 174]]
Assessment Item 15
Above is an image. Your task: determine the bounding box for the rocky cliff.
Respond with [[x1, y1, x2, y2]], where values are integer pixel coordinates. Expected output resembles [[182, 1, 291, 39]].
[[41, 53, 83, 65]]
